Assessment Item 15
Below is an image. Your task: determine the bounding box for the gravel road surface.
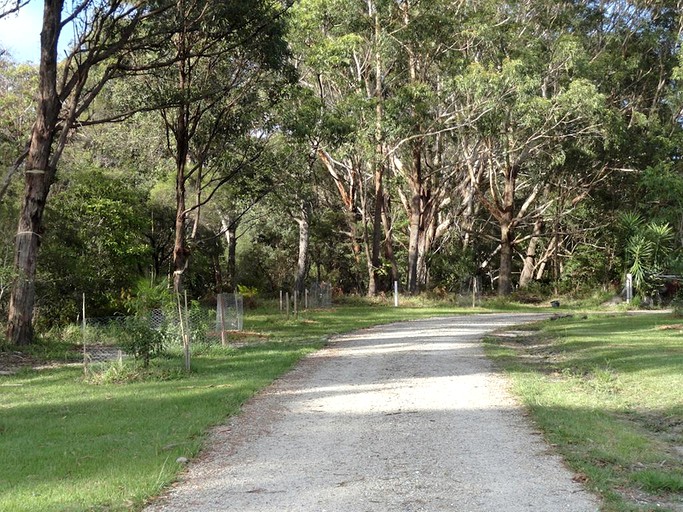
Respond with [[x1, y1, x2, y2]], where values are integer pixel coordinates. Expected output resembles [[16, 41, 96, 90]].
[[146, 313, 600, 512]]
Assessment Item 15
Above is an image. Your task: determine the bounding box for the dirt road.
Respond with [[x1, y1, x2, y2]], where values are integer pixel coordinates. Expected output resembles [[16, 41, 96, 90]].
[[146, 313, 600, 512]]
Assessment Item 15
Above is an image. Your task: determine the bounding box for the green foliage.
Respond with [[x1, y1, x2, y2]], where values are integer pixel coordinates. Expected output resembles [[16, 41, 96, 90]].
[[236, 284, 259, 309], [618, 211, 645, 237], [237, 209, 297, 292], [561, 244, 613, 293], [0, 60, 36, 164], [624, 220, 676, 296], [428, 245, 478, 293], [1, 0, 681, 332], [38, 167, 151, 323], [124, 278, 173, 316], [118, 316, 164, 368]]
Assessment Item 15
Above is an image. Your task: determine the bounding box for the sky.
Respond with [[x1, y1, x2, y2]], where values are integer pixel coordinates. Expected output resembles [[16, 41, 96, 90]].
[[0, 1, 70, 63]]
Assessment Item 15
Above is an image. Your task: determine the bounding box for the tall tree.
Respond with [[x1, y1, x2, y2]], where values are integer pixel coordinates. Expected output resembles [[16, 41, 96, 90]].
[[5, 0, 167, 345], [289, 0, 400, 295], [143, 0, 292, 293]]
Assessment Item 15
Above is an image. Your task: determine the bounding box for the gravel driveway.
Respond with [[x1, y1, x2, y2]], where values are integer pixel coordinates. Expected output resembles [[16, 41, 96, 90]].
[[146, 313, 600, 512]]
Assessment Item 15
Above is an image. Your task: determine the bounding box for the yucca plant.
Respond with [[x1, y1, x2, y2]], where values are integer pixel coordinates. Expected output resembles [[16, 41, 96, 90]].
[[626, 234, 653, 290], [625, 221, 676, 299]]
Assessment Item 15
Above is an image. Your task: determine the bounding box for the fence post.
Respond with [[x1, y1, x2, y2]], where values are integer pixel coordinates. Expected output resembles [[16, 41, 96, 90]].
[[394, 281, 399, 307], [177, 292, 191, 372], [184, 291, 191, 371], [280, 290, 283, 311], [286, 292, 290, 319], [626, 273, 633, 304], [218, 293, 227, 346], [472, 277, 478, 308], [82, 293, 87, 377]]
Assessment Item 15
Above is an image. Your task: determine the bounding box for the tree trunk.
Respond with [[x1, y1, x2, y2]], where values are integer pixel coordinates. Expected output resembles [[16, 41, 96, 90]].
[[172, 198, 188, 292], [6, 0, 63, 345], [172, 128, 189, 292], [407, 191, 421, 294], [498, 221, 513, 295], [497, 165, 518, 296], [363, 196, 377, 297], [370, 0, 385, 294], [223, 217, 238, 293], [369, 175, 383, 294], [294, 202, 311, 295], [212, 253, 223, 292], [519, 219, 543, 288], [381, 194, 399, 285], [172, 17, 190, 294]]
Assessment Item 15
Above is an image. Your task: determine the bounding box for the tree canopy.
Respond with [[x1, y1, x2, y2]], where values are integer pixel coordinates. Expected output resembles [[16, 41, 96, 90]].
[[0, 0, 681, 343]]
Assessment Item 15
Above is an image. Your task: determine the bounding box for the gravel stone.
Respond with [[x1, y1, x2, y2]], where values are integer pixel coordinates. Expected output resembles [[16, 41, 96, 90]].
[[146, 313, 600, 512]]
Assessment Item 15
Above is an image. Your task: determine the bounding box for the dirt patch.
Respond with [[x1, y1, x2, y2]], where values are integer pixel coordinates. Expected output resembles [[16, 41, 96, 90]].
[[0, 351, 44, 375], [656, 324, 683, 330]]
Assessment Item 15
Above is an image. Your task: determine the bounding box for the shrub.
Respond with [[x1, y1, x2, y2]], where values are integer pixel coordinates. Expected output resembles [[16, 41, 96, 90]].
[[119, 316, 164, 368], [237, 284, 259, 309]]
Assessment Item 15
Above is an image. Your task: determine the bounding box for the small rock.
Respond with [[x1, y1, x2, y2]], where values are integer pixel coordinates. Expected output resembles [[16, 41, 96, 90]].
[[176, 457, 189, 464]]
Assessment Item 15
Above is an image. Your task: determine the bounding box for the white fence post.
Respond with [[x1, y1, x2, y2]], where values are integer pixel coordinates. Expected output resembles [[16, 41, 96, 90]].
[[626, 273, 633, 304]]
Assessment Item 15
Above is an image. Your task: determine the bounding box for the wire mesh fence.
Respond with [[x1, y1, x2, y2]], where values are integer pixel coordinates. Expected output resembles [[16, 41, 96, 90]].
[[146, 293, 244, 346], [81, 293, 245, 373], [215, 292, 244, 331], [457, 276, 483, 307], [308, 282, 332, 309], [278, 282, 332, 318], [81, 316, 128, 365]]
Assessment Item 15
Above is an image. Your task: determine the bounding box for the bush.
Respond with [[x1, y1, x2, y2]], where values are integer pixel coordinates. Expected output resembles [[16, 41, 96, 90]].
[[119, 316, 164, 368], [236, 284, 259, 309], [124, 278, 174, 315]]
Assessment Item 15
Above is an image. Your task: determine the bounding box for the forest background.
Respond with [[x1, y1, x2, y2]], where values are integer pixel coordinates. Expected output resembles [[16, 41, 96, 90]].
[[0, 0, 682, 345]]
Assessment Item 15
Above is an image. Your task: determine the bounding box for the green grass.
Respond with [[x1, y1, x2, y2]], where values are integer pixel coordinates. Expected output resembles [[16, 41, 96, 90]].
[[0, 343, 315, 511], [485, 312, 683, 512], [0, 298, 505, 511]]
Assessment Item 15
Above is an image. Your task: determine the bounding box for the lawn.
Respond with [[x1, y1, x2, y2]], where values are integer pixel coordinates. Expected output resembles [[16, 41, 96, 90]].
[[485, 312, 683, 512], [0, 299, 484, 512]]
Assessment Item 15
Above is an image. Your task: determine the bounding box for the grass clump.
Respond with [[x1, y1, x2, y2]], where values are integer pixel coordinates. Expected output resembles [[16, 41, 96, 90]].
[[631, 469, 683, 494], [485, 312, 683, 511]]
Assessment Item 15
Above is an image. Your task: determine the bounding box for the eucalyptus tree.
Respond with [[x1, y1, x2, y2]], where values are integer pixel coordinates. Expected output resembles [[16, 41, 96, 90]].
[[438, 1, 621, 295], [384, 0, 491, 293], [524, 0, 683, 292], [138, 0, 292, 293], [4, 0, 172, 345], [289, 0, 404, 295]]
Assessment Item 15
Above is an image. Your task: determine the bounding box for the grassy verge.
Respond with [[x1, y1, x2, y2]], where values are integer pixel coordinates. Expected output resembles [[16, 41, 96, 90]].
[[485, 312, 683, 512], [1, 299, 499, 511]]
